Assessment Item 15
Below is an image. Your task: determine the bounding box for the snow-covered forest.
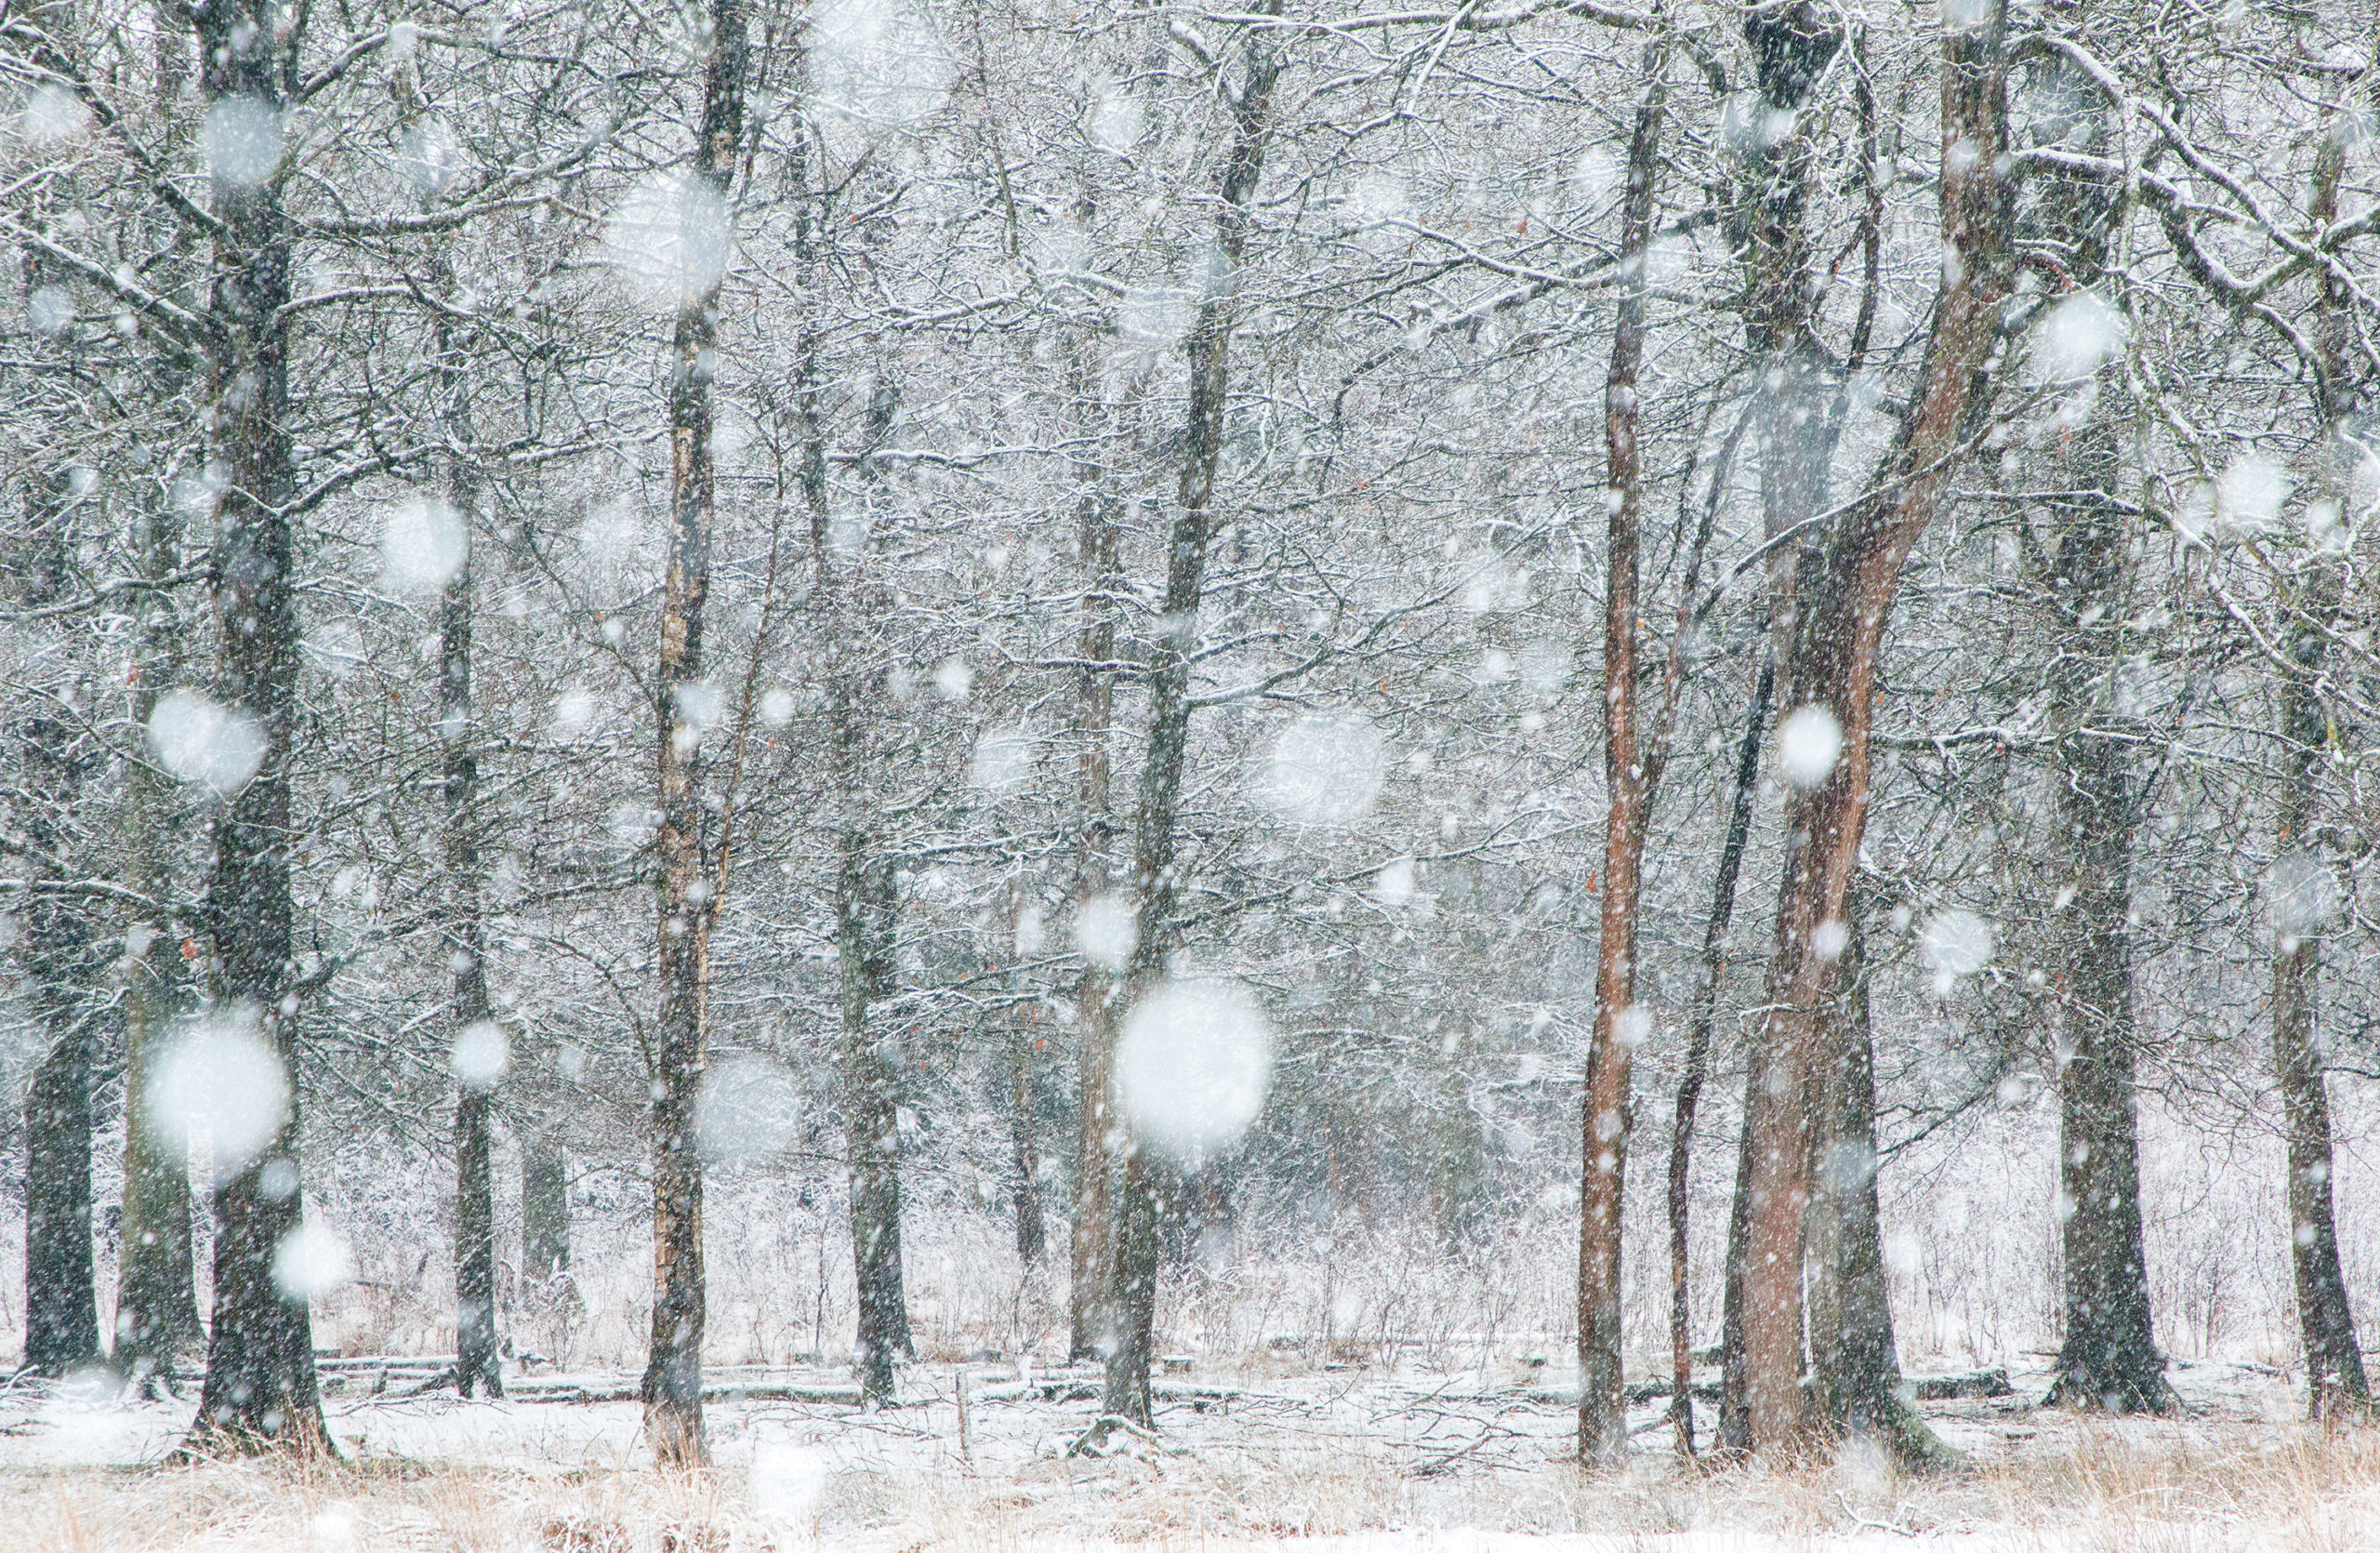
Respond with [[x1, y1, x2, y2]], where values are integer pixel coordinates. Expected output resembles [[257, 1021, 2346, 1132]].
[[7, 0, 2380, 1543]]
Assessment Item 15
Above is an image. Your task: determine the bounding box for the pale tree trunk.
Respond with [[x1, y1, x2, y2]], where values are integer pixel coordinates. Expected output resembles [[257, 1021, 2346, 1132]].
[[1070, 346, 1125, 1362], [2268, 66, 2370, 1420], [1104, 7, 1284, 1428], [641, 0, 746, 1467], [114, 13, 204, 1397], [183, 0, 325, 1453], [1578, 25, 1669, 1465], [1735, 0, 2013, 1457]]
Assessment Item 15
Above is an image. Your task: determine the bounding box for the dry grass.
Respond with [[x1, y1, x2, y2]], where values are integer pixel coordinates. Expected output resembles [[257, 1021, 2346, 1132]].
[[7, 1412, 2380, 1552]]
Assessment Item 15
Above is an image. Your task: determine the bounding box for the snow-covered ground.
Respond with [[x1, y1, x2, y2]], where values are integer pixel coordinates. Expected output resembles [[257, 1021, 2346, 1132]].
[[0, 1356, 2372, 1550]]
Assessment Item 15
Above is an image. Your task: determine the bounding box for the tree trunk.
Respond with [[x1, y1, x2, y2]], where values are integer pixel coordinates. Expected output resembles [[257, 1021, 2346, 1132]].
[[183, 0, 325, 1452], [641, 0, 745, 1466], [1011, 1021, 1047, 1266], [1578, 30, 1668, 1466], [1806, 903, 1949, 1462], [2265, 79, 2368, 1422], [2024, 39, 2172, 1419], [1735, 0, 2013, 1457], [522, 1133, 572, 1282], [1104, 9, 1283, 1428], [1070, 349, 1124, 1362], [15, 448, 99, 1376], [443, 545, 501, 1399], [1668, 650, 1770, 1455], [115, 487, 202, 1390]]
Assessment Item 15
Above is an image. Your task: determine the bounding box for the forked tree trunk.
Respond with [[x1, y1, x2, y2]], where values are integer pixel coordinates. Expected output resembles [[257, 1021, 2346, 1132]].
[[641, 0, 746, 1466], [183, 0, 326, 1453], [1735, 0, 2013, 1457], [1104, 8, 1284, 1428], [1578, 28, 1668, 1465]]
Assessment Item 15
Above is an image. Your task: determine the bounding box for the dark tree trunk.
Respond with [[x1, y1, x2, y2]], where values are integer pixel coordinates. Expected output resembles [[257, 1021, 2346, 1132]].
[[2023, 42, 2172, 1419], [1735, 0, 2013, 1456], [641, 0, 745, 1467], [1102, 7, 1283, 1429], [1011, 1022, 1047, 1267], [183, 0, 324, 1453], [1578, 31, 1668, 1466], [1669, 650, 1770, 1455], [522, 1133, 572, 1282], [1806, 904, 1948, 1461], [15, 458, 99, 1377]]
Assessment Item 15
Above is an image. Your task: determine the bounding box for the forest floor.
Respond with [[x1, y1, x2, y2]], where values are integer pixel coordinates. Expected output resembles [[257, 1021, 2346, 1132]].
[[0, 1355, 2373, 1550]]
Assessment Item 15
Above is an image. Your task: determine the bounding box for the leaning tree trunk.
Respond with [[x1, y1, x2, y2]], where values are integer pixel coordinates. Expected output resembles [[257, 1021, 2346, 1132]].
[[1734, 0, 2013, 1457], [183, 0, 325, 1453], [2267, 81, 2370, 1420], [1104, 9, 1283, 1429], [1577, 29, 1668, 1466], [641, 0, 745, 1467]]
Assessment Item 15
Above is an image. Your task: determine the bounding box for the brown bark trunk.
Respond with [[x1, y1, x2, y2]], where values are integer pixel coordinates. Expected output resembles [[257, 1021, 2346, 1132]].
[[1578, 29, 1668, 1466], [1736, 0, 2013, 1457], [641, 0, 745, 1467]]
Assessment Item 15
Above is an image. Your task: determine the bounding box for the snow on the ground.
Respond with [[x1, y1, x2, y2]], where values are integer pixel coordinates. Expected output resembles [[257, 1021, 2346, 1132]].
[[0, 1357, 2360, 1550]]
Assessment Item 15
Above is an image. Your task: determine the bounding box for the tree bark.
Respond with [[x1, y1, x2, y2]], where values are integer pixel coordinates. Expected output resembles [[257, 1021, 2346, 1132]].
[[2266, 72, 2369, 1422], [1668, 650, 1770, 1455], [1578, 26, 1668, 1465], [1070, 347, 1125, 1362], [522, 1132, 572, 1282], [1735, 0, 2013, 1456], [442, 541, 501, 1400], [1104, 8, 1283, 1428], [182, 0, 325, 1452], [115, 486, 202, 1390], [641, 0, 745, 1467]]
